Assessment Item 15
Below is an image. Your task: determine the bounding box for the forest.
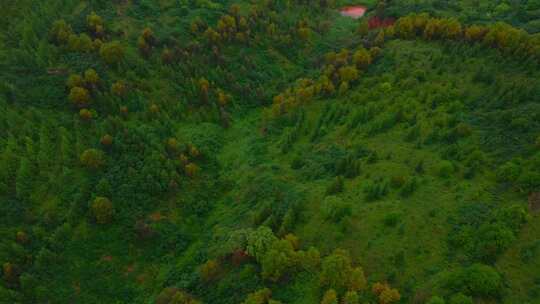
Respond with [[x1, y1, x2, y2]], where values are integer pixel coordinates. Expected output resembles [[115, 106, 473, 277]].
[[1, 0, 540, 303]]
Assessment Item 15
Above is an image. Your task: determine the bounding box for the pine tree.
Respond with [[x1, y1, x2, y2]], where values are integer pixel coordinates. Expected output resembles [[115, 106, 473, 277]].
[[16, 157, 33, 201]]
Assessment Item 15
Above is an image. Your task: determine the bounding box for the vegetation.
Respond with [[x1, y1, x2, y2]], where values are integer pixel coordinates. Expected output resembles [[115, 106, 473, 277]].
[[1, 0, 539, 303]]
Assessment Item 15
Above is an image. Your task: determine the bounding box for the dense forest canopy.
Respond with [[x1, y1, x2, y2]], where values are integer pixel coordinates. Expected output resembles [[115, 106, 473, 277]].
[[1, 0, 540, 303]]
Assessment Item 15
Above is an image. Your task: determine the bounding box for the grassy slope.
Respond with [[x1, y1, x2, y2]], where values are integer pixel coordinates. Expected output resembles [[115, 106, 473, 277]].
[[213, 38, 540, 303]]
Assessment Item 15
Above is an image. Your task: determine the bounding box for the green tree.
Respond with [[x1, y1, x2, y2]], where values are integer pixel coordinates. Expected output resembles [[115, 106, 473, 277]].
[[80, 149, 104, 169], [199, 259, 220, 282], [242, 288, 272, 304], [349, 267, 367, 291], [320, 249, 352, 290], [15, 157, 33, 201], [261, 239, 297, 282], [91, 196, 113, 224], [69, 86, 91, 108], [353, 48, 372, 68], [427, 296, 446, 304], [342, 291, 359, 304], [37, 126, 54, 172], [100, 41, 125, 65], [449, 293, 472, 304], [321, 289, 338, 304], [246, 226, 278, 262], [49, 19, 72, 44], [84, 68, 100, 88], [66, 74, 84, 89], [111, 81, 127, 98], [87, 12, 104, 37]]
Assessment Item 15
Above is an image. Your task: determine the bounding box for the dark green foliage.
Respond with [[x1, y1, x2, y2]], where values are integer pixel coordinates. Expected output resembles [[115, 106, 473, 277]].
[[15, 158, 33, 201], [383, 212, 401, 227], [321, 196, 351, 223], [364, 178, 389, 201], [400, 177, 418, 197], [326, 176, 344, 195], [448, 293, 473, 304]]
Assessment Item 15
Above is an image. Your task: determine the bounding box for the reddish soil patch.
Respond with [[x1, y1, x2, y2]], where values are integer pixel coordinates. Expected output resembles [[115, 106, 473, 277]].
[[101, 255, 113, 262], [149, 211, 165, 222], [340, 6, 367, 19], [368, 16, 396, 29]]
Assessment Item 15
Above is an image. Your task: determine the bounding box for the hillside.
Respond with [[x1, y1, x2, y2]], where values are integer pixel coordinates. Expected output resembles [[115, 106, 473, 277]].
[[1, 1, 540, 304]]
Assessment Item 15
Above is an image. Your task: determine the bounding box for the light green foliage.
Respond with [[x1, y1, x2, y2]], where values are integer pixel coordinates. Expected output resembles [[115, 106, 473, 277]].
[[246, 226, 278, 262], [91, 197, 113, 224], [320, 249, 352, 291], [320, 289, 337, 304], [261, 238, 298, 281], [342, 291, 359, 304], [100, 41, 124, 65]]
